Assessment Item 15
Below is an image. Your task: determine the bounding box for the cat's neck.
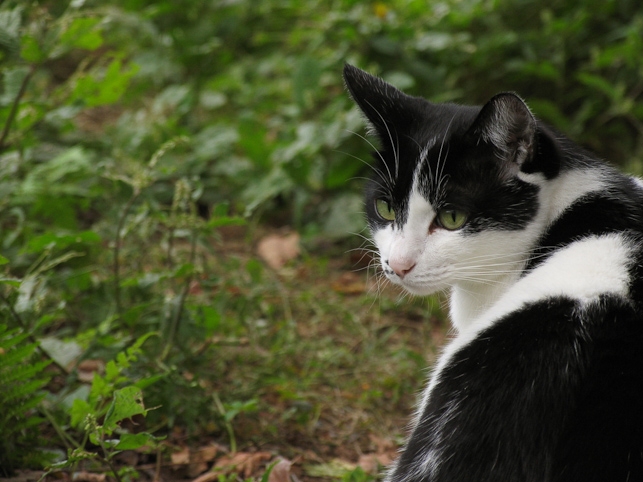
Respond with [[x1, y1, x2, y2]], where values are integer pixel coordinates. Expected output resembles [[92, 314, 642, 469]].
[[449, 261, 525, 331], [448, 165, 612, 332]]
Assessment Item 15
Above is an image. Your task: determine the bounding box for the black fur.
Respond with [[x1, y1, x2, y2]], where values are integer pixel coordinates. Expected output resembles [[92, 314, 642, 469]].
[[343, 64, 643, 482]]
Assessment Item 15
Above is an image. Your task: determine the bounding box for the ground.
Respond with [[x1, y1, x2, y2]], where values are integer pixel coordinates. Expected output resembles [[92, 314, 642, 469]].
[[3, 225, 449, 482]]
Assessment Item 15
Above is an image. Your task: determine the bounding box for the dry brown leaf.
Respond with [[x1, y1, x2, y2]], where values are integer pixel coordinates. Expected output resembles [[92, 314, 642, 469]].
[[77, 359, 104, 383], [257, 232, 300, 270], [369, 433, 396, 452], [191, 472, 220, 482], [192, 444, 223, 463], [71, 473, 107, 482], [171, 446, 191, 465], [214, 451, 273, 478], [358, 453, 393, 474], [267, 458, 292, 482], [188, 462, 209, 478]]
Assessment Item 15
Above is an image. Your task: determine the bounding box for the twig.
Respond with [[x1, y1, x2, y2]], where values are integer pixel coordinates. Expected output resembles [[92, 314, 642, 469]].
[[0, 64, 36, 153]]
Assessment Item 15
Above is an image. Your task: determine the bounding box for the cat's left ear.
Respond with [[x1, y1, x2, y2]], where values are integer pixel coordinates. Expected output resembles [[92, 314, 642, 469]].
[[467, 93, 536, 167]]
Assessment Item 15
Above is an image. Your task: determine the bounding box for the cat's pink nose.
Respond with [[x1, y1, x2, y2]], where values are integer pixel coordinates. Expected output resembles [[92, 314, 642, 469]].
[[388, 258, 416, 279]]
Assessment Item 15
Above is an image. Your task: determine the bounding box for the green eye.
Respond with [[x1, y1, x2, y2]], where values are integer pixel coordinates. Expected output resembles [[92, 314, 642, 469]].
[[437, 209, 467, 230], [375, 198, 395, 221]]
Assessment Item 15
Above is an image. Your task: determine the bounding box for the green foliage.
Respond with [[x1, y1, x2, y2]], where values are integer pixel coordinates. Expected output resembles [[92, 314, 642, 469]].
[[52, 336, 163, 477], [1, 0, 642, 478], [0, 324, 51, 473]]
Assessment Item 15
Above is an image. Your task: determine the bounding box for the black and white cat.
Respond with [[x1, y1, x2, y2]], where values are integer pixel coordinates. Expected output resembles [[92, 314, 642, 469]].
[[343, 64, 643, 482]]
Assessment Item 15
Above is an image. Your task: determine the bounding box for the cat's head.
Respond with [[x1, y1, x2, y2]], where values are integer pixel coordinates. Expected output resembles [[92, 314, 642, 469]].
[[343, 64, 560, 301]]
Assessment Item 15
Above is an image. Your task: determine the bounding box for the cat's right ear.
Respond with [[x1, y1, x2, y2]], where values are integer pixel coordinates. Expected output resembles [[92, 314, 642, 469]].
[[343, 64, 416, 141]]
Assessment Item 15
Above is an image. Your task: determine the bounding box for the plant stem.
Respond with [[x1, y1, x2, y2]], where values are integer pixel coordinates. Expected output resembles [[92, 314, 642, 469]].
[[213, 392, 237, 453], [113, 189, 140, 319], [160, 224, 198, 360], [0, 64, 36, 153], [40, 404, 79, 450], [98, 431, 124, 482]]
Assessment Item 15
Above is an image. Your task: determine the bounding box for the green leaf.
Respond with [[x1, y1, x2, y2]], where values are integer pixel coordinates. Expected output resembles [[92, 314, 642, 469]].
[[261, 460, 280, 482], [89, 372, 109, 406], [39, 337, 82, 369], [293, 56, 322, 108], [199, 306, 221, 336], [238, 119, 270, 168], [103, 386, 146, 433], [59, 17, 103, 51], [71, 58, 138, 107], [26, 230, 101, 253], [70, 398, 92, 429], [0, 254, 8, 265], [1, 67, 30, 105], [0, 278, 21, 287], [20, 35, 45, 62], [114, 432, 155, 450], [577, 72, 622, 101]]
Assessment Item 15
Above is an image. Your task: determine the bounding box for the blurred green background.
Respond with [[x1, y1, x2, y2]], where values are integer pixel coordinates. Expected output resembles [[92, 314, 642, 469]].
[[1, 0, 643, 478]]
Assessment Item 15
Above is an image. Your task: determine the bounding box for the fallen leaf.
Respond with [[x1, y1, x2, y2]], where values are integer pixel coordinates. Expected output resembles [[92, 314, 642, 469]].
[[267, 458, 292, 482], [188, 461, 209, 478], [305, 459, 356, 478], [188, 279, 203, 295], [257, 232, 300, 270], [331, 272, 366, 294], [171, 447, 190, 465], [193, 444, 223, 464], [358, 453, 392, 474], [71, 473, 106, 482], [77, 359, 104, 383], [192, 472, 219, 482], [214, 451, 273, 478]]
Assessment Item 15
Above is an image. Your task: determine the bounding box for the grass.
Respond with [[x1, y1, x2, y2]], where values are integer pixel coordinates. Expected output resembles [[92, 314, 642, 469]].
[[169, 224, 450, 479]]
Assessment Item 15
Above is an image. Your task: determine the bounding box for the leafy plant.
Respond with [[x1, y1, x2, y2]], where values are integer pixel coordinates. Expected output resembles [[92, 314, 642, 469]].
[[0, 323, 51, 474], [47, 333, 163, 481], [1, 0, 643, 479]]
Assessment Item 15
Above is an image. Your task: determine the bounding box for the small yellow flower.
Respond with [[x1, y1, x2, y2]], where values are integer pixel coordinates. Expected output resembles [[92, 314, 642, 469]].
[[374, 2, 389, 19]]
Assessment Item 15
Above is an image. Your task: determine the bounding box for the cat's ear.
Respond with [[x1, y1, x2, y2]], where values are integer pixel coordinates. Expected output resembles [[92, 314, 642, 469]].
[[343, 64, 417, 142], [468, 93, 536, 166]]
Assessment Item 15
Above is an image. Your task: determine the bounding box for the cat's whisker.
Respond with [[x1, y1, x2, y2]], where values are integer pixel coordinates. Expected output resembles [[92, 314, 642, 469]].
[[433, 113, 457, 201], [345, 130, 395, 189], [337, 146, 393, 191], [452, 276, 509, 286], [364, 99, 401, 181]]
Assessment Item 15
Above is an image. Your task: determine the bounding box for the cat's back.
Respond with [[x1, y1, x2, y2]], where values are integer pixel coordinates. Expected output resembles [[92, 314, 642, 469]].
[[550, 290, 643, 482], [394, 285, 643, 482], [391, 176, 643, 482]]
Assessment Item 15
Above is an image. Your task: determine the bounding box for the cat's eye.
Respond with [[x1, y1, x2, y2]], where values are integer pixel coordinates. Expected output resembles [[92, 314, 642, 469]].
[[375, 198, 395, 221], [437, 209, 467, 230]]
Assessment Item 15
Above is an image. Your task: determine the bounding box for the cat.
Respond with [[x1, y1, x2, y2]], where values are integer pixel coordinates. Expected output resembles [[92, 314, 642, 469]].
[[343, 63, 643, 482]]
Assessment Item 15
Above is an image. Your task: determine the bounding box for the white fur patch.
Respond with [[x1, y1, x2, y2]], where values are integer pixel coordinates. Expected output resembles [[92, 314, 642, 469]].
[[448, 167, 610, 329], [425, 233, 632, 422], [475, 233, 631, 327], [539, 168, 609, 221], [410, 233, 633, 481]]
